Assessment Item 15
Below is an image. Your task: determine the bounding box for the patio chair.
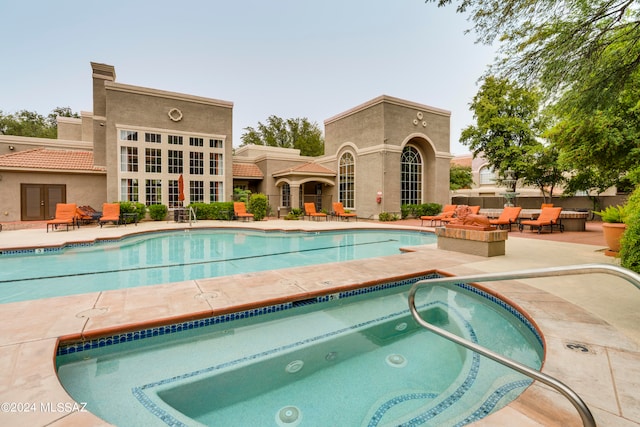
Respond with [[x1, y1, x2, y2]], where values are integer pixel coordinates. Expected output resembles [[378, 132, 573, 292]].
[[332, 202, 357, 221], [233, 202, 254, 221], [420, 204, 457, 226], [519, 207, 563, 234], [489, 206, 522, 231], [99, 203, 121, 228], [304, 202, 327, 221], [46, 203, 78, 232], [76, 205, 102, 225], [440, 205, 481, 225], [541, 203, 554, 209]]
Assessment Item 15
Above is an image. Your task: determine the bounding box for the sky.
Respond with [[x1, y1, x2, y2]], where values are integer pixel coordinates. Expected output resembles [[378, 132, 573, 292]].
[[0, 1, 496, 155]]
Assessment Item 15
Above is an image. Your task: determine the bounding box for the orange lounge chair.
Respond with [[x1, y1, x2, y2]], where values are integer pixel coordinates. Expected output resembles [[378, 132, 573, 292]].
[[489, 206, 522, 231], [333, 202, 357, 221], [440, 205, 481, 224], [304, 202, 327, 221], [46, 203, 78, 232], [420, 204, 457, 226], [234, 202, 254, 221], [519, 207, 563, 234], [76, 205, 101, 225], [541, 203, 554, 209], [99, 203, 121, 228]]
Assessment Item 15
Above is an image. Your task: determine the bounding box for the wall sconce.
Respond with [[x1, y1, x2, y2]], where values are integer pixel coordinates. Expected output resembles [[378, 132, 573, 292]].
[[8, 145, 14, 150], [99, 123, 105, 127]]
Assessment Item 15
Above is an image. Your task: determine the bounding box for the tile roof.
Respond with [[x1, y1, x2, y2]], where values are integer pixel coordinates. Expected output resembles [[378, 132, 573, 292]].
[[233, 163, 264, 178], [273, 162, 336, 176], [0, 149, 105, 171]]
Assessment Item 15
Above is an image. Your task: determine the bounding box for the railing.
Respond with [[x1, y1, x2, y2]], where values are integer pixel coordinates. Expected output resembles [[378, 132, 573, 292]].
[[408, 263, 640, 427]]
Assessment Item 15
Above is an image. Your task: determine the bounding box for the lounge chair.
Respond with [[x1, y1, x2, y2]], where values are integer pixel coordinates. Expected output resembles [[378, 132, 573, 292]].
[[332, 202, 357, 221], [46, 203, 78, 232], [541, 203, 554, 209], [519, 207, 563, 233], [420, 204, 457, 226], [233, 202, 254, 221], [76, 205, 102, 225], [304, 202, 327, 221], [99, 203, 121, 228], [440, 205, 481, 225], [489, 206, 522, 231]]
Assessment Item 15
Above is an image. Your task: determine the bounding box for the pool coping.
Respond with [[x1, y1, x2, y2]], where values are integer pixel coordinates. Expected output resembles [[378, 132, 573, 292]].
[[0, 220, 639, 426]]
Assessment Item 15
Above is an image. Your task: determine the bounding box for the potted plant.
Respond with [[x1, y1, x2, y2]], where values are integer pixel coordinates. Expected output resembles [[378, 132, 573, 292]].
[[593, 205, 627, 256]]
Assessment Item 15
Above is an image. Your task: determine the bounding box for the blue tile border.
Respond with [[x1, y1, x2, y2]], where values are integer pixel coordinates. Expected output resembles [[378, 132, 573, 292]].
[[56, 274, 543, 358], [57, 273, 541, 426]]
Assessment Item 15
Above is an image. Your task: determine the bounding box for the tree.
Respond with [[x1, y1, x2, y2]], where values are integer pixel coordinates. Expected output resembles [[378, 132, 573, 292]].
[[460, 76, 545, 190], [427, 0, 640, 111], [241, 116, 324, 156], [545, 67, 640, 194], [449, 164, 474, 190], [0, 107, 79, 138], [521, 143, 565, 202]]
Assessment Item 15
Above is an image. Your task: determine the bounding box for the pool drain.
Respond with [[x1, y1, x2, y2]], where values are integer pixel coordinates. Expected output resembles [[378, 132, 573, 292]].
[[285, 360, 304, 373], [395, 322, 408, 331], [386, 353, 407, 368], [276, 406, 302, 426]]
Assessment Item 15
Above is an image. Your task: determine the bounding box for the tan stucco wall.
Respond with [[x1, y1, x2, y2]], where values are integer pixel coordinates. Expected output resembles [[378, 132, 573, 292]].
[[323, 96, 452, 218], [0, 170, 106, 222], [101, 82, 233, 203]]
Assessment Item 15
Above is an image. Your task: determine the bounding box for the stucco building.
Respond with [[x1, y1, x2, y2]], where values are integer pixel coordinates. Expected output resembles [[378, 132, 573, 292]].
[[0, 63, 452, 223]]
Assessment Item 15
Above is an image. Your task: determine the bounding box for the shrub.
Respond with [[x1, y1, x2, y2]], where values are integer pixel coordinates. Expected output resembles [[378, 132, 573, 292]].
[[401, 203, 442, 218], [233, 188, 251, 203], [118, 201, 146, 223], [187, 202, 235, 220], [249, 193, 268, 221], [378, 212, 399, 221], [621, 186, 640, 273], [284, 208, 304, 220], [148, 204, 168, 221]]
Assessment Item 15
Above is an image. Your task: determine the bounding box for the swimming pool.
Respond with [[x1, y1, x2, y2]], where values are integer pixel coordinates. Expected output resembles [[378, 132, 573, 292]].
[[56, 275, 544, 426], [0, 228, 435, 304]]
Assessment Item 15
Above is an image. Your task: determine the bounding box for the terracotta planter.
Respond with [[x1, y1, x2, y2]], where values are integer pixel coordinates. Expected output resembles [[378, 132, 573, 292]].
[[602, 222, 627, 256]]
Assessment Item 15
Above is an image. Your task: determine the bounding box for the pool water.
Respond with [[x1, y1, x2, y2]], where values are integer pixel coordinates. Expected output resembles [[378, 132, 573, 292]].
[[56, 277, 543, 426], [0, 229, 435, 303]]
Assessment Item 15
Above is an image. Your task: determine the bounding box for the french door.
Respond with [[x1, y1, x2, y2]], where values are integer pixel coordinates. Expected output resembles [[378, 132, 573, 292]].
[[20, 184, 66, 220]]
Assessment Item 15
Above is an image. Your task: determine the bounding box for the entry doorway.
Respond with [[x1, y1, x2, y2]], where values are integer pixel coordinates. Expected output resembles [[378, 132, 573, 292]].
[[20, 184, 66, 221]]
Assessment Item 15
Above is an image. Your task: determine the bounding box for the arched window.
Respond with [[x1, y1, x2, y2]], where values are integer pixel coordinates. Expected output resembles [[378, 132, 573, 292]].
[[281, 183, 291, 208], [401, 146, 422, 205], [479, 165, 496, 185], [339, 152, 355, 209]]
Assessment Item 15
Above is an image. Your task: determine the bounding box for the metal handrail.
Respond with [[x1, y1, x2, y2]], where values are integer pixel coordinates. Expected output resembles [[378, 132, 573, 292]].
[[408, 263, 640, 427]]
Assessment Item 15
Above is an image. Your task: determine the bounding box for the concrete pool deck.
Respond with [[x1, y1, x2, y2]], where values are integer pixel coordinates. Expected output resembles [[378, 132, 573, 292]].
[[0, 219, 639, 426]]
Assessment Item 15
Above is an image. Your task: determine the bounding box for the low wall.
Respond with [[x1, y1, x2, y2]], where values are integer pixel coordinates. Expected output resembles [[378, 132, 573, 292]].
[[435, 227, 508, 257]]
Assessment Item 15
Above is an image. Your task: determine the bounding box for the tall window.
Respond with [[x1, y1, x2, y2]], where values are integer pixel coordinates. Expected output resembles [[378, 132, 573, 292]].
[[145, 148, 161, 173], [145, 179, 162, 205], [168, 179, 180, 208], [168, 135, 183, 145], [120, 130, 138, 141], [120, 179, 139, 202], [210, 181, 223, 202], [190, 180, 204, 203], [120, 147, 138, 172], [479, 165, 496, 185], [281, 183, 291, 208], [189, 137, 204, 147], [210, 153, 223, 175], [145, 132, 161, 143], [168, 150, 183, 174], [190, 152, 204, 175], [401, 146, 422, 205], [339, 152, 355, 209]]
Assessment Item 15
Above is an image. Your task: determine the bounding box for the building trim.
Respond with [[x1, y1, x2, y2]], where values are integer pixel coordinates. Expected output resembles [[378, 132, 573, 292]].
[[324, 94, 451, 125], [105, 81, 233, 109]]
